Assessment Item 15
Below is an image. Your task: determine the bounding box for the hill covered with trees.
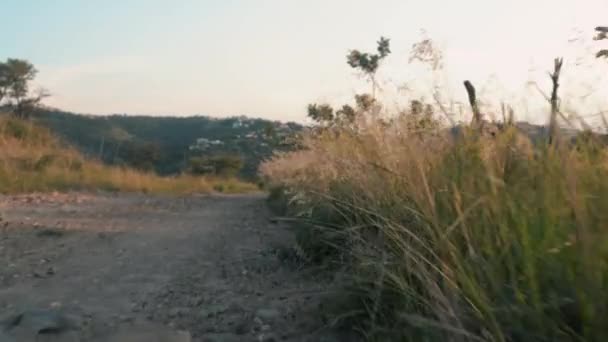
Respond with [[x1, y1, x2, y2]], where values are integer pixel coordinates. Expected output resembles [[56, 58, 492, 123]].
[[31, 110, 302, 180]]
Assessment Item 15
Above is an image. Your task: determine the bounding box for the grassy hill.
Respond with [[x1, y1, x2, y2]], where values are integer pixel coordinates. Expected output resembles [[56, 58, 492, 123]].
[[0, 115, 257, 194], [31, 110, 302, 180]]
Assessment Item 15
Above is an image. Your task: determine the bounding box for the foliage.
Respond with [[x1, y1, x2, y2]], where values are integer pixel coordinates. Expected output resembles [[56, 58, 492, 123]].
[[119, 141, 162, 171], [0, 115, 257, 194], [307, 103, 334, 125], [32, 110, 302, 180], [307, 93, 383, 127], [307, 37, 390, 126], [0, 58, 48, 118], [347, 37, 391, 97], [188, 155, 244, 177]]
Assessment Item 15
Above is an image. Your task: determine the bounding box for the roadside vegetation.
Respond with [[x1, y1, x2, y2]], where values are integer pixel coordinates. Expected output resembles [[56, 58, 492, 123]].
[[261, 28, 608, 341], [0, 116, 258, 194]]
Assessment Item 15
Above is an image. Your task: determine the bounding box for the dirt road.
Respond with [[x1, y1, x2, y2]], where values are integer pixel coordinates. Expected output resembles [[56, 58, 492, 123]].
[[0, 193, 349, 342]]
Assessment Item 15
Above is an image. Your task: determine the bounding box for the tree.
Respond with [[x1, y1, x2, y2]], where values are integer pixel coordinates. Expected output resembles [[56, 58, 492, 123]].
[[306, 93, 381, 128], [121, 141, 161, 171], [347, 37, 391, 98], [188, 155, 243, 177], [305, 37, 390, 128], [307, 103, 334, 124], [354, 93, 376, 112], [0, 58, 48, 118], [264, 122, 277, 141], [0, 63, 8, 104], [335, 104, 356, 125]]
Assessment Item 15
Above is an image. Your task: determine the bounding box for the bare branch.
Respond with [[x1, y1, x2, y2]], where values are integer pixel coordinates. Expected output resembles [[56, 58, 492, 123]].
[[549, 58, 563, 145], [463, 80, 482, 128], [13, 87, 50, 119]]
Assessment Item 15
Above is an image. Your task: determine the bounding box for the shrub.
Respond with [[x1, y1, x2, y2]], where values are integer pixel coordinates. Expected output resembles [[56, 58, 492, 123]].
[[188, 155, 244, 177]]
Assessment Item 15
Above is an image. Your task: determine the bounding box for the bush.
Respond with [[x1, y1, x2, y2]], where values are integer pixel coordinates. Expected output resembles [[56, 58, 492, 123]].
[[188, 155, 244, 177]]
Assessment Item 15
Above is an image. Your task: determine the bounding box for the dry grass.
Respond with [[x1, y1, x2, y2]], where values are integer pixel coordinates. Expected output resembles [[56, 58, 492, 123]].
[[0, 116, 258, 195], [261, 112, 608, 341]]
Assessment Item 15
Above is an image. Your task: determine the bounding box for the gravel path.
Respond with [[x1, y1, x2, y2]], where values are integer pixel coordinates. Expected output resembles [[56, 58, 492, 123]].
[[0, 193, 351, 342]]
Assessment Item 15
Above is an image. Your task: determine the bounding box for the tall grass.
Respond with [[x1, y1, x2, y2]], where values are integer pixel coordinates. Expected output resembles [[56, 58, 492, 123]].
[[0, 116, 258, 194], [261, 109, 608, 340]]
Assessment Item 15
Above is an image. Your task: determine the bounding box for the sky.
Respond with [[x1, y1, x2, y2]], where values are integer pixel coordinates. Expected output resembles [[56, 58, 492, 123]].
[[2, 0, 608, 123]]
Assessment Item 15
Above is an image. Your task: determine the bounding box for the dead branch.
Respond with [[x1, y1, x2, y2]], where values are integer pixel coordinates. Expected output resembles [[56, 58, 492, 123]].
[[463, 80, 482, 128], [13, 88, 50, 119], [549, 58, 563, 145]]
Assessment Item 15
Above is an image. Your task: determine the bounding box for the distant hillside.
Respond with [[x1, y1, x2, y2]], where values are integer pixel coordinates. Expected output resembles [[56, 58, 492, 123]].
[[31, 110, 303, 179], [0, 116, 257, 194]]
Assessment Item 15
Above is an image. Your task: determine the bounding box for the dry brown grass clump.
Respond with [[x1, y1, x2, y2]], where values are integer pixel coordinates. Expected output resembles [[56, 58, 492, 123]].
[[261, 111, 608, 341]]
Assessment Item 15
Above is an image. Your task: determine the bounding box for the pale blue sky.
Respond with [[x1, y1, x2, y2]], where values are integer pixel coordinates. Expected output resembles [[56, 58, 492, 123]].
[[3, 0, 608, 122]]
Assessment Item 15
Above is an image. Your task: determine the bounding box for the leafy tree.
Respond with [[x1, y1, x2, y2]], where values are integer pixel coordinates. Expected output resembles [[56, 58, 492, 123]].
[[307, 103, 334, 124], [0, 58, 48, 118], [121, 141, 161, 171], [335, 104, 356, 124], [188, 156, 215, 175], [346, 37, 391, 98], [306, 93, 380, 128], [354, 93, 376, 112], [0, 63, 8, 104], [305, 37, 390, 128], [212, 155, 244, 177], [188, 155, 243, 177], [264, 122, 277, 141]]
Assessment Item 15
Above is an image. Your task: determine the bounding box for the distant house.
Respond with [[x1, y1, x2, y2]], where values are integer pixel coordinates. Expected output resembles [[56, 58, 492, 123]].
[[189, 137, 224, 151]]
